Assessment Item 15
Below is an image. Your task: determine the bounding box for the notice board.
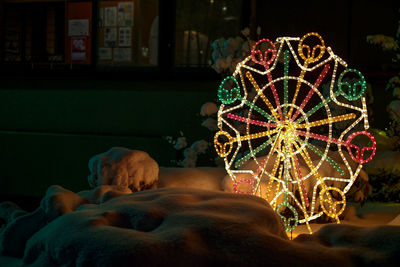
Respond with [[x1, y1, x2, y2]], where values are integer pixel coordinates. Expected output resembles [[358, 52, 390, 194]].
[[66, 1, 92, 64], [98, 1, 134, 65]]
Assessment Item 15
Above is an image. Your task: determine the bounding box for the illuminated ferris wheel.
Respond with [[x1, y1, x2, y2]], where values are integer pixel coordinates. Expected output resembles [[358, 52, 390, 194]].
[[214, 33, 376, 233]]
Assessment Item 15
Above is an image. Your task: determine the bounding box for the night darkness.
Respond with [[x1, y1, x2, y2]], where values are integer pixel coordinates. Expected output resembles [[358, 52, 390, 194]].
[[0, 1, 399, 266]]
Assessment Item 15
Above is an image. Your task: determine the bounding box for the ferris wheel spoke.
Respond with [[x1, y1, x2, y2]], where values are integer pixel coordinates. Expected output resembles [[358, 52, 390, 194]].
[[288, 145, 310, 208], [295, 96, 333, 124], [257, 154, 281, 198], [291, 64, 330, 121], [267, 164, 283, 208], [294, 137, 344, 208], [288, 65, 308, 119], [298, 139, 345, 176], [227, 113, 277, 128], [294, 141, 324, 183], [243, 100, 276, 122], [313, 64, 331, 92], [295, 130, 347, 146], [266, 71, 284, 121], [283, 50, 290, 115], [270, 151, 282, 179], [246, 71, 282, 122], [253, 132, 283, 194], [265, 141, 283, 189], [253, 131, 283, 178], [297, 113, 356, 129], [235, 128, 279, 142], [254, 133, 282, 177], [281, 143, 295, 207], [234, 134, 278, 168]]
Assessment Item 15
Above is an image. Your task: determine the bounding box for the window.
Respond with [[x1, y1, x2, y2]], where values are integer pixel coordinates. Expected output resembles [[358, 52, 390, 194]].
[[0, 0, 245, 74], [2, 2, 65, 64], [174, 0, 243, 67], [97, 0, 159, 67]]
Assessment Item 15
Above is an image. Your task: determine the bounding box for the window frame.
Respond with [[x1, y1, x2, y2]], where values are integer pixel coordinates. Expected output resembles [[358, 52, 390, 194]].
[[0, 0, 247, 81]]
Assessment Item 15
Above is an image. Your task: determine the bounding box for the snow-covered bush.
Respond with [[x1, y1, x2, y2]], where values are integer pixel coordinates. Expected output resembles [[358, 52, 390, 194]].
[[164, 104, 218, 168], [211, 27, 259, 76], [366, 10, 400, 202], [88, 147, 159, 192]]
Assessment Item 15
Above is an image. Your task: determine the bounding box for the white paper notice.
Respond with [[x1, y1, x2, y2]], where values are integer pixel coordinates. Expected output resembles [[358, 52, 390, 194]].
[[114, 48, 131, 62], [99, 47, 112, 60], [118, 2, 134, 26], [68, 19, 89, 36], [118, 27, 131, 47], [104, 27, 117, 47], [105, 7, 117, 27]]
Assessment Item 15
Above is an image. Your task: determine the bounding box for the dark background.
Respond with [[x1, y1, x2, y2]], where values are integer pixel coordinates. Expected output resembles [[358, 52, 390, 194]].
[[0, 0, 399, 209]]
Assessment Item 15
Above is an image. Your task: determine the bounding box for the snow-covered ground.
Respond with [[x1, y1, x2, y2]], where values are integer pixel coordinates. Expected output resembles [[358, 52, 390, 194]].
[[1, 148, 399, 266], [1, 186, 399, 266], [291, 202, 400, 238]]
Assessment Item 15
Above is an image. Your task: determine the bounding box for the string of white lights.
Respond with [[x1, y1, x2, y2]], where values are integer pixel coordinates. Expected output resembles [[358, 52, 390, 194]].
[[215, 33, 376, 233]]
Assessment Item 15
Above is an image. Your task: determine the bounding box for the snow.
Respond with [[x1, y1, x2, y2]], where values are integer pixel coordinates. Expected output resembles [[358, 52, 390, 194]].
[[365, 150, 400, 176], [88, 147, 159, 192], [1, 185, 399, 266], [158, 167, 226, 191], [200, 102, 218, 116], [1, 149, 399, 266], [388, 214, 400, 225]]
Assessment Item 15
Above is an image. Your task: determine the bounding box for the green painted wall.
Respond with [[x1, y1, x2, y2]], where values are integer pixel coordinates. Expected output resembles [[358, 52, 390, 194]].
[[0, 79, 218, 197]]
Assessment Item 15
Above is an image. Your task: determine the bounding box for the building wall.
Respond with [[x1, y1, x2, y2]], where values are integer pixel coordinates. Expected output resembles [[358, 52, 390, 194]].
[[0, 79, 217, 197], [0, 1, 398, 199]]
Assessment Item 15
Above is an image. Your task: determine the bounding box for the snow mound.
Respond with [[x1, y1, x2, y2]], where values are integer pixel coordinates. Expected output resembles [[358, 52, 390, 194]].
[[1, 186, 399, 266], [88, 147, 159, 191], [365, 150, 400, 176]]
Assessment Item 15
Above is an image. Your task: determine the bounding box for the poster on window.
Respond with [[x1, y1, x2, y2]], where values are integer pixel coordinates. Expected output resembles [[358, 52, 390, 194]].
[[71, 37, 87, 61], [118, 27, 131, 47], [68, 19, 89, 36], [104, 27, 117, 47], [118, 2, 134, 26], [105, 7, 117, 27], [114, 47, 131, 62]]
